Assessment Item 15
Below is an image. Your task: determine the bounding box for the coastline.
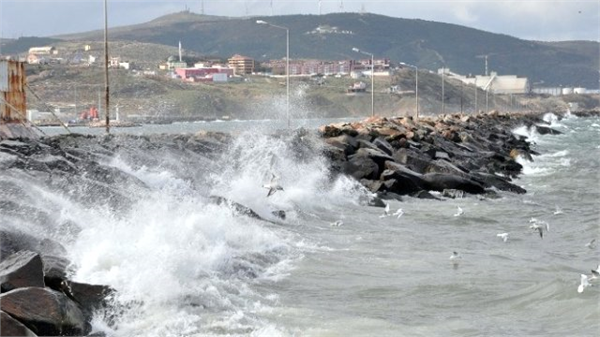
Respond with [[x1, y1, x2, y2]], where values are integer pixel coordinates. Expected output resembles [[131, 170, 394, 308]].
[[0, 108, 598, 336], [319, 109, 599, 202]]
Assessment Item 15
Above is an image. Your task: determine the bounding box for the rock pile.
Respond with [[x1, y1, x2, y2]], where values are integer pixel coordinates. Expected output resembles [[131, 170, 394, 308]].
[[0, 233, 113, 336], [319, 111, 569, 200]]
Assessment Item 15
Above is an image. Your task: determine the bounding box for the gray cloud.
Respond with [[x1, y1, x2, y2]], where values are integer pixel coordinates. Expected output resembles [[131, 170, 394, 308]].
[[1, 0, 598, 41]]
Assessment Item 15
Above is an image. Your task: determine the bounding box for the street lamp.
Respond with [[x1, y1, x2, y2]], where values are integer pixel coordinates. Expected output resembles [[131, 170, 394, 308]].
[[352, 47, 374, 117], [257, 19, 290, 128], [399, 62, 418, 120]]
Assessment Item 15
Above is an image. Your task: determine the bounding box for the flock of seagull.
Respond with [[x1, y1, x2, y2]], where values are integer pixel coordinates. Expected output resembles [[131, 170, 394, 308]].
[[263, 173, 597, 295]]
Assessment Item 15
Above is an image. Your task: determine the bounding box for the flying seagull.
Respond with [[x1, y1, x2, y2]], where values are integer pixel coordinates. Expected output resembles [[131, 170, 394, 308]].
[[529, 223, 545, 238], [392, 208, 404, 218], [578, 274, 591, 293], [379, 203, 391, 219], [263, 173, 283, 197], [585, 239, 596, 249], [497, 232, 509, 242], [453, 206, 464, 217]]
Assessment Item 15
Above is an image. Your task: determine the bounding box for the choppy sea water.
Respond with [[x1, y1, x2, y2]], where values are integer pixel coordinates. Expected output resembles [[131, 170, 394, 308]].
[[4, 113, 599, 336]]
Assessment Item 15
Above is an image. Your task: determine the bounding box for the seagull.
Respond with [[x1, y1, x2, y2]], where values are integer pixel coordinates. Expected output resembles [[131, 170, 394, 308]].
[[392, 208, 404, 218], [379, 203, 391, 219], [578, 274, 591, 293], [330, 220, 343, 227], [262, 173, 283, 197], [529, 223, 545, 238], [497, 232, 509, 242], [449, 251, 462, 266], [553, 205, 564, 215], [586, 239, 596, 249], [453, 206, 464, 217]]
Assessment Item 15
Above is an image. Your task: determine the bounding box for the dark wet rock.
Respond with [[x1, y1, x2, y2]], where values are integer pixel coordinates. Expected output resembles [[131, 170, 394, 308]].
[[360, 179, 384, 193], [344, 151, 380, 180], [421, 173, 486, 194], [380, 169, 424, 195], [209, 196, 263, 220], [411, 190, 441, 200], [42, 255, 72, 292], [65, 281, 114, 324], [271, 210, 286, 220], [469, 172, 527, 194], [323, 134, 358, 156], [534, 125, 562, 135], [378, 191, 404, 202], [372, 138, 394, 156], [1, 310, 38, 336], [0, 287, 88, 336], [366, 194, 387, 208], [0, 251, 45, 293]]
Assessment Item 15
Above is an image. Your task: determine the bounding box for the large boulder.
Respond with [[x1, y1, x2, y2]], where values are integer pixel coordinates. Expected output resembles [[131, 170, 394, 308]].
[[66, 281, 114, 325], [0, 251, 45, 293], [0, 287, 88, 336], [421, 173, 486, 194], [534, 125, 562, 135], [1, 310, 37, 336], [344, 148, 392, 180]]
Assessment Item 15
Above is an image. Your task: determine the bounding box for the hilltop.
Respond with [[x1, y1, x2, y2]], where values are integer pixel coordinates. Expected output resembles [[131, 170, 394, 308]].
[[41, 11, 600, 88]]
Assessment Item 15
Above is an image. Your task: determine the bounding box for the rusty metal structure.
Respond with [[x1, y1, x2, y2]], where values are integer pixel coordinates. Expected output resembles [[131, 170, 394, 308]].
[[0, 60, 27, 121], [0, 59, 39, 139]]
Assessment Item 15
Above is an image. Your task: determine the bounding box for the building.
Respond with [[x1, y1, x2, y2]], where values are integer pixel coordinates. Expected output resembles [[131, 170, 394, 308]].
[[27, 54, 47, 65], [441, 68, 529, 94], [228, 54, 254, 75], [28, 46, 56, 55], [175, 67, 234, 82], [165, 56, 187, 70]]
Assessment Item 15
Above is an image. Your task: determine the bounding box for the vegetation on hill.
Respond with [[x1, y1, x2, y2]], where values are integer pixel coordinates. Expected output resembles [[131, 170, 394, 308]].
[[52, 11, 599, 88]]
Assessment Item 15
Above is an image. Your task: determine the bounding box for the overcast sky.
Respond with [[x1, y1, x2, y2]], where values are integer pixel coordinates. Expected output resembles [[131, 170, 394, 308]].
[[1, 0, 598, 41]]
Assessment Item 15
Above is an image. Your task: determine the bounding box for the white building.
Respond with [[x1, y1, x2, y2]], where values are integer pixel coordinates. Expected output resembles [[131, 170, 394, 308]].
[[440, 68, 529, 94]]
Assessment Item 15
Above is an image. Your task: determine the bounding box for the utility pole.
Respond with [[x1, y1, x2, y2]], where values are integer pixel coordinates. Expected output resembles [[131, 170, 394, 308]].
[[103, 0, 110, 133]]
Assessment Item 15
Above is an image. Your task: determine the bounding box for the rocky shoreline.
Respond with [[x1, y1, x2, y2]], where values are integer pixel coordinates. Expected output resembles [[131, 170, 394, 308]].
[[1, 108, 598, 336], [319, 109, 598, 202]]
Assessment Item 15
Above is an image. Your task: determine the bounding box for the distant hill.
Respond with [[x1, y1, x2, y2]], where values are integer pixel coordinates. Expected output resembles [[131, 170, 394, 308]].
[[1, 36, 64, 55], [8, 11, 600, 88]]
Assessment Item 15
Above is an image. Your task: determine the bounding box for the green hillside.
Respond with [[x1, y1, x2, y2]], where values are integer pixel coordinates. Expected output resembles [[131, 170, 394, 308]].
[[51, 11, 599, 88]]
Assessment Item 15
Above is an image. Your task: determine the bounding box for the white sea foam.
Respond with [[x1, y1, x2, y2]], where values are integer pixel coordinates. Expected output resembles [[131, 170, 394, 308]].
[[63, 130, 366, 336]]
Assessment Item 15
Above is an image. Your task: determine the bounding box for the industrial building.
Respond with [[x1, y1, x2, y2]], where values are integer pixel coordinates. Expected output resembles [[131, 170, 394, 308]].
[[440, 68, 530, 94]]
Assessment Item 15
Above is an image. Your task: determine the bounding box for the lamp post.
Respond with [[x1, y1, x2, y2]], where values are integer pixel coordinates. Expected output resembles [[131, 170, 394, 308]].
[[441, 67, 445, 115], [257, 20, 290, 128], [399, 62, 418, 120], [103, 0, 110, 134], [352, 47, 374, 117]]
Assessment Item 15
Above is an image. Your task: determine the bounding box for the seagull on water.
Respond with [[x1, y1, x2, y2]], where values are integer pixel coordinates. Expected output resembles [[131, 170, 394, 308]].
[[330, 220, 343, 227], [497, 232, 509, 242], [453, 206, 464, 217], [449, 251, 462, 266], [553, 205, 564, 215], [262, 173, 283, 197], [392, 208, 404, 218], [586, 239, 596, 249], [379, 203, 391, 219]]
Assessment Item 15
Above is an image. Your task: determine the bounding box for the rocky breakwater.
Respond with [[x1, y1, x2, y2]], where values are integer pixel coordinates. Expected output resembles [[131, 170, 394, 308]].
[[0, 242, 113, 336], [319, 111, 565, 200], [0, 131, 233, 337]]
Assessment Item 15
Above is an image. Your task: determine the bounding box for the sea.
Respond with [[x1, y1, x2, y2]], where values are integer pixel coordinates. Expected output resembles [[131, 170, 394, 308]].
[[1, 112, 599, 337]]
